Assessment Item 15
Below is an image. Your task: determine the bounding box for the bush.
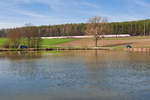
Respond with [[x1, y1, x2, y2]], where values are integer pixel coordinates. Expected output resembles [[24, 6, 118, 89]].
[[2, 41, 9, 48]]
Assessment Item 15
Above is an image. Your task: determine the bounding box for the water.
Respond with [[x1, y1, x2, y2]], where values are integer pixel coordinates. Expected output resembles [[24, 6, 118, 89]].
[[0, 51, 150, 100]]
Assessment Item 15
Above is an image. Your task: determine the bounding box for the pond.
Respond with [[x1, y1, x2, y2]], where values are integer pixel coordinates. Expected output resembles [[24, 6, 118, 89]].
[[0, 50, 150, 100]]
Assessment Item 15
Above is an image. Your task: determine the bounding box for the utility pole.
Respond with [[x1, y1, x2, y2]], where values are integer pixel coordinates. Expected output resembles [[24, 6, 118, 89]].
[[131, 24, 133, 34], [144, 19, 146, 36]]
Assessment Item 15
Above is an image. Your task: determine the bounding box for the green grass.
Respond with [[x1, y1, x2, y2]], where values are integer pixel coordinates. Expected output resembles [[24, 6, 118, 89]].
[[42, 38, 77, 48], [111, 46, 126, 50], [0, 38, 77, 48], [0, 38, 8, 47]]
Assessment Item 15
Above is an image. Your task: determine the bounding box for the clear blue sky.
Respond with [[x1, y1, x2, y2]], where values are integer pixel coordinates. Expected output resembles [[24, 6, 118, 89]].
[[0, 0, 150, 28]]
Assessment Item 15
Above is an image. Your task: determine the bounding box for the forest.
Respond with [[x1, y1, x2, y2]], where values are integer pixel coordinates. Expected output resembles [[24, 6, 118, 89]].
[[0, 19, 150, 37]]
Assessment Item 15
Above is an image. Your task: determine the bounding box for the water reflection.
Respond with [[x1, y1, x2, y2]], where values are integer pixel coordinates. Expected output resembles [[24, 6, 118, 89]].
[[0, 51, 42, 61], [0, 50, 150, 100], [63, 50, 150, 99]]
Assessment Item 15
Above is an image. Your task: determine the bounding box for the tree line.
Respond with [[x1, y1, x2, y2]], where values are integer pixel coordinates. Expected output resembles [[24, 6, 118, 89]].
[[108, 19, 150, 36], [34, 19, 150, 36], [0, 19, 150, 38]]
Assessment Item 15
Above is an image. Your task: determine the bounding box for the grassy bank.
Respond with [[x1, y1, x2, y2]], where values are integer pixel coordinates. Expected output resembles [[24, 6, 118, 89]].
[[0, 38, 77, 48]]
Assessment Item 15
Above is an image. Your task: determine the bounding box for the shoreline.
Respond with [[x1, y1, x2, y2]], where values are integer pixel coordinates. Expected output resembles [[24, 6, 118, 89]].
[[0, 47, 150, 52], [0, 47, 113, 52]]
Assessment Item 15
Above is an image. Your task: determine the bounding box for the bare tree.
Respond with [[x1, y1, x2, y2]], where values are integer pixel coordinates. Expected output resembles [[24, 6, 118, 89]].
[[8, 28, 23, 48], [23, 26, 42, 48], [86, 16, 108, 47]]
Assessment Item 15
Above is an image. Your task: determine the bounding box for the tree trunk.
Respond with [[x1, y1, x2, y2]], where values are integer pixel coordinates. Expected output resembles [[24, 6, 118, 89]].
[[95, 37, 98, 47]]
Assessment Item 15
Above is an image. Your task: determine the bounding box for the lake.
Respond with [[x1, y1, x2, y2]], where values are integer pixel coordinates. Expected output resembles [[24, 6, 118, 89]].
[[0, 50, 150, 100]]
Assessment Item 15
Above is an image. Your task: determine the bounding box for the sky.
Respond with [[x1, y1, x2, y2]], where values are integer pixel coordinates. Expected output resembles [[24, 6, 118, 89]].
[[0, 0, 150, 29]]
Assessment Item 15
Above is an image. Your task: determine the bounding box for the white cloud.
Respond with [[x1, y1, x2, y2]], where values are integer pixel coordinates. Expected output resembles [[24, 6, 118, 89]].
[[14, 10, 47, 18], [134, 0, 150, 8]]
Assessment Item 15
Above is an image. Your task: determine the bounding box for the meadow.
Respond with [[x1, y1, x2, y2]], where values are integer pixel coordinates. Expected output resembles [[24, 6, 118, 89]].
[[0, 38, 77, 48]]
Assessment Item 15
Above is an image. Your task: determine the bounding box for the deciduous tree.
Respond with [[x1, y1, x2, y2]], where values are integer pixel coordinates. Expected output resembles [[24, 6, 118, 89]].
[[8, 28, 23, 48], [86, 16, 108, 47]]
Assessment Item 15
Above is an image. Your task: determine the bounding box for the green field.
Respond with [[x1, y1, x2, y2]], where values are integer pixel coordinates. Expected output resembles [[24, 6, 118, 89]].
[[42, 38, 77, 48], [0, 38, 7, 47], [0, 38, 77, 48]]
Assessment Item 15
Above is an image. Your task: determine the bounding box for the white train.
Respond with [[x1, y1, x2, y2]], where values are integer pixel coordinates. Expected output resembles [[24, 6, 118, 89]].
[[41, 34, 130, 39]]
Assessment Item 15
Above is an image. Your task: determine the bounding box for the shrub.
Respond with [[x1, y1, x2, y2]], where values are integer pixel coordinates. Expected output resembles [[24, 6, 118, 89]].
[[2, 41, 9, 48]]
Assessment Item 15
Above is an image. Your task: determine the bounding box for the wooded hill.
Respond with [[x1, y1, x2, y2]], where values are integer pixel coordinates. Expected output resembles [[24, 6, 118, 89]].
[[0, 19, 150, 37]]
